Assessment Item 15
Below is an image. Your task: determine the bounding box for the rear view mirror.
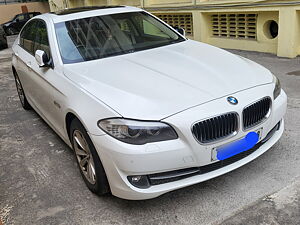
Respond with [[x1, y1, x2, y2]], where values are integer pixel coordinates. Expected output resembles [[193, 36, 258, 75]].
[[35, 50, 50, 68]]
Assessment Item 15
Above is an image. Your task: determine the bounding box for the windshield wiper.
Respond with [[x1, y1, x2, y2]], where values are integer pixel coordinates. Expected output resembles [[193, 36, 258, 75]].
[[123, 49, 135, 54]]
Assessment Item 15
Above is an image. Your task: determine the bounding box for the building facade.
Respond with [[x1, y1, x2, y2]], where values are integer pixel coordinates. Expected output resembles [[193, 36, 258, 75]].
[[48, 0, 300, 58]]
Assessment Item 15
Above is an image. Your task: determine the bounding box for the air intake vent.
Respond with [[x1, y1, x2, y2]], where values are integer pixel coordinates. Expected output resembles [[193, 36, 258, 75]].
[[211, 13, 257, 40], [243, 97, 271, 130], [192, 112, 238, 144], [154, 13, 193, 36]]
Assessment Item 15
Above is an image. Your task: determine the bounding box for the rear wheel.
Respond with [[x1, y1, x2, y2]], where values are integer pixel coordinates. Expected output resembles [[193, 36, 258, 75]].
[[13, 72, 31, 110], [70, 118, 110, 195]]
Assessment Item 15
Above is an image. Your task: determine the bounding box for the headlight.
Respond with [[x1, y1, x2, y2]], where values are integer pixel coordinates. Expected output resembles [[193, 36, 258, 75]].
[[98, 118, 178, 145], [273, 75, 281, 100]]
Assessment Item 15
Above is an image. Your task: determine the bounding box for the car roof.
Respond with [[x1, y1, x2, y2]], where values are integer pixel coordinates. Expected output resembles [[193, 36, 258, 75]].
[[51, 6, 125, 15], [41, 6, 143, 24]]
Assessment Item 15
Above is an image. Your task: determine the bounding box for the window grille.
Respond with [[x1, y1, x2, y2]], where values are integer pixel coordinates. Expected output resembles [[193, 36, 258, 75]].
[[211, 13, 257, 40], [154, 13, 193, 36]]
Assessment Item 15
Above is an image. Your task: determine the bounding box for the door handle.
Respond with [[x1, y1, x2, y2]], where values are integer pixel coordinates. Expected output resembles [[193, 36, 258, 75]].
[[26, 62, 32, 69]]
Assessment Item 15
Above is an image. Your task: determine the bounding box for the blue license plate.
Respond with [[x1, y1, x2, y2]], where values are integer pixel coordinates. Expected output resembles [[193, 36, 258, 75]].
[[216, 132, 259, 160]]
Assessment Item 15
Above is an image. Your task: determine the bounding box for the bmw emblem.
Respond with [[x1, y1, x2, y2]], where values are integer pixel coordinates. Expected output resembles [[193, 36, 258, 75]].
[[227, 96, 238, 105]]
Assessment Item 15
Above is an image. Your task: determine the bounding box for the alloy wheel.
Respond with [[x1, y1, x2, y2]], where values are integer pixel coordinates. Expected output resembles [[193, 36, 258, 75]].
[[73, 130, 96, 185]]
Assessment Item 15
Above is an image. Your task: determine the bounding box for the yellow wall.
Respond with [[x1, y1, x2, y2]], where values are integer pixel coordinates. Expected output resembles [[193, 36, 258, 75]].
[[49, 0, 67, 11], [48, 0, 300, 58], [0, 2, 50, 24], [174, 9, 279, 55]]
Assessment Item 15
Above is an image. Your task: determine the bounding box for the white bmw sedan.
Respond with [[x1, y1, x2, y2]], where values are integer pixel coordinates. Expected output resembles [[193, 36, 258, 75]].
[[12, 6, 287, 200]]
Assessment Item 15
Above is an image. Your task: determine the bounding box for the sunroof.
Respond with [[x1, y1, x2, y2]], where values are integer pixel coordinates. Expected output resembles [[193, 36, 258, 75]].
[[52, 6, 125, 16]]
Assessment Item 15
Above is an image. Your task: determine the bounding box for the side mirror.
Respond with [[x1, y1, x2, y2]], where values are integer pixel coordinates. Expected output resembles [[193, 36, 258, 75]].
[[35, 50, 50, 68], [174, 26, 185, 36], [15, 18, 20, 22]]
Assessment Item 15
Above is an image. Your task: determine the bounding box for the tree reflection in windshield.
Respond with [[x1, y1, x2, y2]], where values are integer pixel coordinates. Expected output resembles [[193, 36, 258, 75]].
[[55, 12, 185, 64]]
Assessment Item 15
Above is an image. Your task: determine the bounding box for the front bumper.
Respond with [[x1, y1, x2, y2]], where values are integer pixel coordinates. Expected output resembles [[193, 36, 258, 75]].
[[90, 86, 287, 200]]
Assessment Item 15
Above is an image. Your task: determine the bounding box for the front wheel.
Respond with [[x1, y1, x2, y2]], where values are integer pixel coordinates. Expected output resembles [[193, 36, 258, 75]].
[[70, 118, 110, 196]]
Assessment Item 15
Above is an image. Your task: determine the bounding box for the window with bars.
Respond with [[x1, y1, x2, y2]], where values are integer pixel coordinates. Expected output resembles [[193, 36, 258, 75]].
[[211, 13, 257, 40], [154, 13, 193, 36]]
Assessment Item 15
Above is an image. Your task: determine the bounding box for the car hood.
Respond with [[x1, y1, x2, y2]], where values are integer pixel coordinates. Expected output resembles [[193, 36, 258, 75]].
[[63, 40, 273, 120]]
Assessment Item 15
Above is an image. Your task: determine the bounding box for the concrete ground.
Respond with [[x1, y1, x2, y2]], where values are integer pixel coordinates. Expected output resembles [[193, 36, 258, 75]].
[[0, 36, 299, 225]]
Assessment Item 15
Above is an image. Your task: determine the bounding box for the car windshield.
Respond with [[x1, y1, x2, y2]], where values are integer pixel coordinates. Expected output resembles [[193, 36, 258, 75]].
[[54, 11, 185, 64]]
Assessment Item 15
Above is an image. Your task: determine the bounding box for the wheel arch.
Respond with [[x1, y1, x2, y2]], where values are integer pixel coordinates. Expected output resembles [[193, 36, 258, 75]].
[[65, 111, 91, 142], [66, 112, 76, 141]]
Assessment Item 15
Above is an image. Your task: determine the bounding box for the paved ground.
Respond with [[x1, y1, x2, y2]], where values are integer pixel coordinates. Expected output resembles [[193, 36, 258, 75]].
[[220, 179, 300, 225], [0, 36, 299, 225]]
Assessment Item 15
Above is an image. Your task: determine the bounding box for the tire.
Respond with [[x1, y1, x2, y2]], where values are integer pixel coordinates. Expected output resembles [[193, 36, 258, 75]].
[[70, 118, 110, 195], [13, 71, 32, 110]]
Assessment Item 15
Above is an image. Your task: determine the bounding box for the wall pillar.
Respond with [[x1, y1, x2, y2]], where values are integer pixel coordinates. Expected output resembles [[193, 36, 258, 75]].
[[192, 11, 201, 41], [277, 7, 300, 58], [198, 12, 210, 43]]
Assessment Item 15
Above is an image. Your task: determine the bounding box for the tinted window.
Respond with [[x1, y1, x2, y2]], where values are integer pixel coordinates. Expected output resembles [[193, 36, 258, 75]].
[[34, 20, 50, 57], [20, 20, 37, 54], [17, 14, 25, 21], [55, 12, 185, 64]]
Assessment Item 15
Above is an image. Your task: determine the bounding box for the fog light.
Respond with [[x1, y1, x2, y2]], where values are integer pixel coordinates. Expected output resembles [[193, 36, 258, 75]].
[[127, 175, 150, 189]]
